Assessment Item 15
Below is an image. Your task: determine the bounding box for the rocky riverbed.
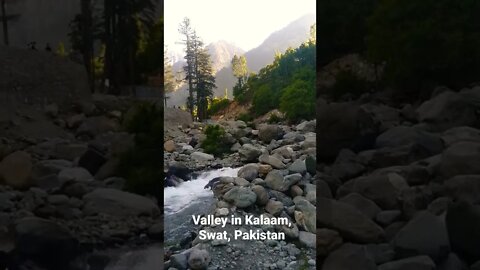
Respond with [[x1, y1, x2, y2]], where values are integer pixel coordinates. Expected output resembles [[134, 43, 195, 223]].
[[316, 85, 480, 269], [0, 94, 163, 270], [164, 110, 317, 270]]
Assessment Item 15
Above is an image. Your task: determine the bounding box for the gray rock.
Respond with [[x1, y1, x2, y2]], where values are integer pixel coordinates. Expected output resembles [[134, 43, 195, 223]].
[[293, 197, 316, 233], [378, 256, 435, 270], [237, 164, 259, 181], [83, 188, 160, 217], [317, 228, 343, 256], [191, 152, 215, 161], [376, 210, 402, 226], [188, 248, 211, 270], [238, 144, 263, 162], [265, 170, 301, 192], [416, 89, 480, 132], [58, 167, 93, 184], [322, 243, 377, 270], [265, 200, 284, 216], [223, 187, 256, 208], [366, 243, 396, 265], [339, 193, 382, 220], [393, 211, 450, 261], [251, 185, 269, 206], [298, 231, 316, 248], [443, 175, 480, 204], [375, 126, 444, 156], [288, 159, 307, 174], [442, 126, 480, 147], [337, 174, 408, 210], [259, 154, 286, 169], [170, 252, 188, 270], [258, 125, 284, 143], [438, 142, 480, 178], [317, 197, 385, 243]]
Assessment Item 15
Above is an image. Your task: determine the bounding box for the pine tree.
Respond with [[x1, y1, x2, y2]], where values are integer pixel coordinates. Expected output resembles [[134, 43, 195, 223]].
[[195, 47, 216, 121], [178, 17, 195, 117]]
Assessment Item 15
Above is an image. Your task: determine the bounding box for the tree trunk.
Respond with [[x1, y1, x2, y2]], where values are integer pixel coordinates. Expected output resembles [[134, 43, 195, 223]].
[[81, 0, 94, 93], [1, 0, 8, 46]]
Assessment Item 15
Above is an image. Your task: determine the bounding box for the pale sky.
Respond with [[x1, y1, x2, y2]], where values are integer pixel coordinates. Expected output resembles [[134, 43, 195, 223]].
[[165, 0, 316, 58]]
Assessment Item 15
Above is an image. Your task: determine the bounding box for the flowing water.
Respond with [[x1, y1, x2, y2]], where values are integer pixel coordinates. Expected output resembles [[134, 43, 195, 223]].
[[164, 167, 240, 244]]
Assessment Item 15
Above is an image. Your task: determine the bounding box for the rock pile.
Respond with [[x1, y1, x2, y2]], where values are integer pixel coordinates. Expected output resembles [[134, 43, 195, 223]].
[[316, 85, 480, 269], [164, 119, 317, 269], [0, 95, 162, 269]]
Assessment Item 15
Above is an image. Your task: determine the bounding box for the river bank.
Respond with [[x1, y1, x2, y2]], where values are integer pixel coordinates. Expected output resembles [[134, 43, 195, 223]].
[[164, 109, 317, 270]]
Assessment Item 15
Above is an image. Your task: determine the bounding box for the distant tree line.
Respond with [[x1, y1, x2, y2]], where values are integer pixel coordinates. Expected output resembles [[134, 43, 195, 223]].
[[69, 0, 161, 94], [231, 24, 316, 123], [318, 0, 480, 100]]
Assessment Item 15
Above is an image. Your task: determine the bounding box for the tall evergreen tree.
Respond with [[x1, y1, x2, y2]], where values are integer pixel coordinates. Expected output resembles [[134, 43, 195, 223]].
[[195, 47, 216, 121], [178, 17, 195, 117]]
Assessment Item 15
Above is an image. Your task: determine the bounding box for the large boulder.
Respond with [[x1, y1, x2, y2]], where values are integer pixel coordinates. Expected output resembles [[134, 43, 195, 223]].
[[237, 164, 259, 181], [443, 175, 480, 204], [0, 151, 33, 189], [265, 170, 301, 192], [15, 217, 78, 266], [322, 243, 377, 270], [438, 142, 480, 178], [83, 188, 160, 217], [238, 144, 263, 162], [223, 187, 256, 208], [416, 88, 480, 132], [317, 101, 378, 161], [393, 211, 450, 261], [258, 124, 284, 143], [442, 126, 480, 147], [375, 126, 444, 156], [317, 197, 385, 243], [293, 197, 316, 233], [337, 174, 409, 210]]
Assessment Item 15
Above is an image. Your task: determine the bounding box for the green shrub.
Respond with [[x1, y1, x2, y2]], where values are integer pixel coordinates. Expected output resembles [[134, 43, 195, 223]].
[[118, 102, 162, 198], [237, 113, 254, 123], [201, 125, 231, 157], [267, 113, 284, 124], [327, 70, 370, 100], [207, 98, 231, 116], [279, 79, 315, 122]]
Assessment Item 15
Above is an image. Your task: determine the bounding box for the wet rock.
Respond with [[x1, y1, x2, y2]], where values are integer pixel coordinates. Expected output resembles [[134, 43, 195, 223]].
[[237, 164, 259, 181]]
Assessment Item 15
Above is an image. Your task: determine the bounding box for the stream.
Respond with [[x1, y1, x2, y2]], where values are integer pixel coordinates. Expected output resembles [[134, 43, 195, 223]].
[[164, 167, 240, 245]]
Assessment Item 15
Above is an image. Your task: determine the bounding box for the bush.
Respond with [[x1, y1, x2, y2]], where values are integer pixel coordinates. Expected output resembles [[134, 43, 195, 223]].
[[280, 80, 315, 122], [327, 70, 370, 100], [201, 125, 231, 157], [207, 97, 231, 116], [267, 113, 284, 124], [118, 102, 162, 199], [366, 0, 480, 95], [237, 113, 254, 123]]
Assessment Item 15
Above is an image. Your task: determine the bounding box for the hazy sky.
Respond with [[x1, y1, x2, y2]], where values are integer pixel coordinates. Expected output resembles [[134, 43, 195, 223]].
[[165, 0, 316, 56]]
